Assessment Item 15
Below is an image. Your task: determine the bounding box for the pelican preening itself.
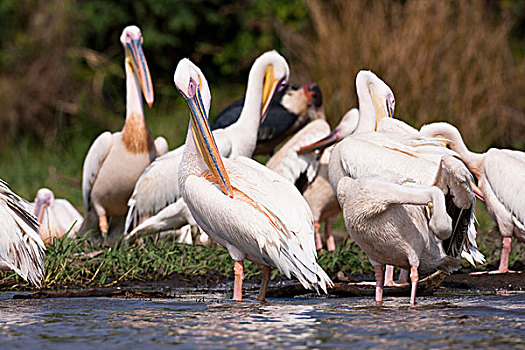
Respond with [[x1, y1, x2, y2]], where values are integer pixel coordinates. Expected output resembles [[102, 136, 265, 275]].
[[80, 25, 166, 243], [212, 82, 324, 156], [175, 58, 332, 301], [33, 188, 83, 244], [0, 180, 45, 287], [420, 122, 525, 274], [124, 50, 290, 241], [299, 69, 483, 304]]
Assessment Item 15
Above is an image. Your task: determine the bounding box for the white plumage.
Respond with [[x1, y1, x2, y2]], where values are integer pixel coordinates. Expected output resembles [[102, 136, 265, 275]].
[[0, 180, 45, 286], [420, 122, 524, 273], [32, 188, 83, 244]]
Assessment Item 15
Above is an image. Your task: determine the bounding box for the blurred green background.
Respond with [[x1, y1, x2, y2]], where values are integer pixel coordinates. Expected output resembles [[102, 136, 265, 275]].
[[0, 0, 523, 266]]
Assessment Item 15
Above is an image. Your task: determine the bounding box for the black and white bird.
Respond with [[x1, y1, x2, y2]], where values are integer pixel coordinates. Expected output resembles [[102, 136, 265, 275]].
[[211, 82, 324, 155]]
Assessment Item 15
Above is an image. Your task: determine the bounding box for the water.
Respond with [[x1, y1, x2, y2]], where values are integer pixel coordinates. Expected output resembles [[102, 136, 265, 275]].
[[0, 292, 523, 349]]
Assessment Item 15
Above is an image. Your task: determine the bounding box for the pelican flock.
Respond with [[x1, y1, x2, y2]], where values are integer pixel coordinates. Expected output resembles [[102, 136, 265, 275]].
[[2, 23, 522, 306], [79, 26, 166, 243], [124, 50, 291, 242]]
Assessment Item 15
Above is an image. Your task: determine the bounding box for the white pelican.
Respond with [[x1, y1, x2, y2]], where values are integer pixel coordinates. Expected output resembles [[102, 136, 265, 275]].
[[336, 170, 459, 306], [0, 180, 45, 286], [174, 58, 332, 301], [80, 26, 166, 242], [32, 188, 83, 244], [124, 51, 289, 241], [420, 122, 525, 273]]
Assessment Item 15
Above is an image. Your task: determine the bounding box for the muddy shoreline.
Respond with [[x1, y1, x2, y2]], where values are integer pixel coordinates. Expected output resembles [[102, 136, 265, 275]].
[[10, 266, 524, 300]]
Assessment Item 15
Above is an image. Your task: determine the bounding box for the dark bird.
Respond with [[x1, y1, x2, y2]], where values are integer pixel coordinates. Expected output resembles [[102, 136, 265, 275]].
[[211, 82, 324, 155]]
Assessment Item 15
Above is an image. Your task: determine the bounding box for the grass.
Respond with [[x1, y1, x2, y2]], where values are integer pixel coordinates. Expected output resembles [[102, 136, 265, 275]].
[[0, 234, 373, 290]]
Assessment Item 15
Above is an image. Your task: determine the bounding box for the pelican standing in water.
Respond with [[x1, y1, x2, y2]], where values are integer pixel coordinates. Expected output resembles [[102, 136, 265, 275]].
[[33, 188, 83, 244], [124, 51, 289, 242], [420, 122, 525, 273], [0, 180, 45, 286], [175, 58, 332, 301], [80, 26, 167, 242]]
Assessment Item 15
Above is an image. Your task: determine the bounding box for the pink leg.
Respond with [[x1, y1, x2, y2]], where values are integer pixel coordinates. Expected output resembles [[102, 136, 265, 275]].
[[99, 215, 108, 237], [233, 260, 244, 301], [471, 237, 516, 275], [258, 265, 271, 301], [374, 265, 384, 305], [384, 265, 395, 286], [410, 267, 418, 306], [496, 237, 512, 274], [314, 222, 323, 250], [398, 269, 409, 284], [325, 218, 336, 251]]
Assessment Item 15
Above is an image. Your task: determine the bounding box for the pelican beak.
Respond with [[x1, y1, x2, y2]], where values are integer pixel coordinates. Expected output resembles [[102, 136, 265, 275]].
[[126, 39, 154, 107], [471, 182, 485, 202], [260, 65, 286, 123], [183, 82, 233, 198], [369, 85, 391, 130], [34, 199, 48, 224], [297, 129, 340, 155]]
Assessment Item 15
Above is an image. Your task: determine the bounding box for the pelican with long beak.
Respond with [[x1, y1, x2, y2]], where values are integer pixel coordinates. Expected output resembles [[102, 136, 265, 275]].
[[79, 25, 167, 243], [33, 188, 83, 244], [175, 58, 332, 301]]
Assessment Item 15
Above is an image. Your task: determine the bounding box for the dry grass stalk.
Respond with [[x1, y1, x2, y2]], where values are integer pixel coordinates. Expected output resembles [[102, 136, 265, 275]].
[[280, 0, 525, 150]]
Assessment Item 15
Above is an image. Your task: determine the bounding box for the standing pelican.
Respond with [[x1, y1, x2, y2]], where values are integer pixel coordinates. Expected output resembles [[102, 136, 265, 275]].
[[80, 26, 166, 242], [175, 58, 332, 301], [33, 188, 83, 244], [420, 122, 525, 273], [124, 51, 289, 240], [0, 180, 45, 286], [337, 171, 459, 306], [300, 109, 359, 250]]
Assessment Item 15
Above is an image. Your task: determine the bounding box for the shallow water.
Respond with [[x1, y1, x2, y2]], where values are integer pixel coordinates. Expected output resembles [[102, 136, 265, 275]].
[[0, 292, 523, 349]]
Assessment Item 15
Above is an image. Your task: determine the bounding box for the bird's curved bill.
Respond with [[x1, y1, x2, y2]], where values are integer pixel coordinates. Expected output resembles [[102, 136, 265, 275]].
[[34, 200, 48, 224], [126, 39, 154, 107], [260, 65, 286, 124], [184, 88, 233, 198], [471, 182, 485, 202], [297, 129, 340, 155]]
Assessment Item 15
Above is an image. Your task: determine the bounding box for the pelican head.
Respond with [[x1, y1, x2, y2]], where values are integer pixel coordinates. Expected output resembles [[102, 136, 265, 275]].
[[357, 70, 395, 126], [34, 188, 55, 223], [298, 108, 360, 154], [259, 50, 290, 122], [174, 59, 233, 197], [303, 82, 323, 109], [121, 25, 154, 107]]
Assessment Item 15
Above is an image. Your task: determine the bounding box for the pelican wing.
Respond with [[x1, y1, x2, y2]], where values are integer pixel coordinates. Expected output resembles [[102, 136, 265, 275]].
[[125, 147, 184, 233], [0, 181, 45, 286], [54, 199, 83, 237], [82, 132, 113, 214], [184, 157, 332, 292], [484, 149, 525, 226], [433, 156, 484, 265], [378, 117, 419, 135], [266, 119, 330, 190]]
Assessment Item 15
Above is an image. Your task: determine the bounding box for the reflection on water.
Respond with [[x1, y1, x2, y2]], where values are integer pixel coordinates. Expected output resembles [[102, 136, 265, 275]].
[[0, 292, 523, 349]]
